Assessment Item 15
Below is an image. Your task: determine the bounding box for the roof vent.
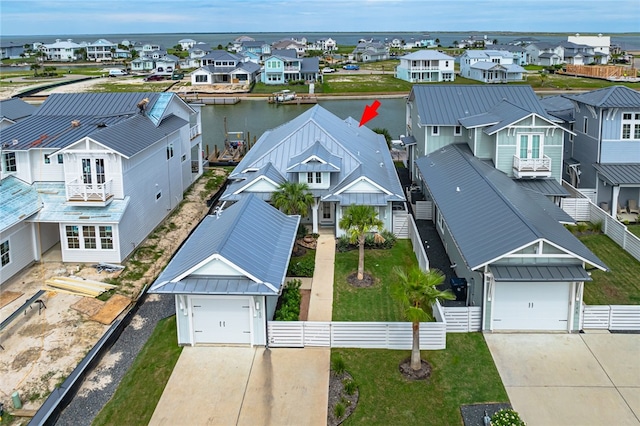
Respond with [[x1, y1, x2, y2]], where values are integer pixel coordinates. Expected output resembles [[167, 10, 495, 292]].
[[97, 122, 107, 128], [71, 120, 80, 127]]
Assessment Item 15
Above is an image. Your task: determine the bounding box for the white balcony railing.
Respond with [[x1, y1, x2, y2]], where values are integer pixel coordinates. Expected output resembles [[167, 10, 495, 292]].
[[513, 155, 552, 178], [190, 123, 201, 140], [66, 178, 114, 204]]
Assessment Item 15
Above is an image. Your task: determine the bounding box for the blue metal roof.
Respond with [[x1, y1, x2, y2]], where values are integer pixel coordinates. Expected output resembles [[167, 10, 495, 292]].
[[415, 144, 607, 271], [513, 178, 570, 197], [0, 176, 42, 232], [563, 86, 640, 108], [0, 98, 37, 122], [593, 164, 640, 185], [149, 194, 300, 295], [490, 265, 592, 282]]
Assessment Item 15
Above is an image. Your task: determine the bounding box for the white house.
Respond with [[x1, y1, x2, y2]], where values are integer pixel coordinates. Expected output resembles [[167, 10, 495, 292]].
[[568, 34, 610, 64], [460, 50, 525, 83], [395, 50, 455, 83], [41, 39, 82, 62], [85, 39, 118, 62], [0, 92, 204, 285]]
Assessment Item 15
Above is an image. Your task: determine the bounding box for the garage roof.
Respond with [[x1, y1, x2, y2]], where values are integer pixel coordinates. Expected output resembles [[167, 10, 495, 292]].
[[490, 265, 592, 282]]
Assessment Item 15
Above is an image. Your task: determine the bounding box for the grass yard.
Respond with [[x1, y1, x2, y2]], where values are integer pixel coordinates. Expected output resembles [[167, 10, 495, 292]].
[[321, 74, 413, 94], [333, 333, 509, 425], [628, 224, 640, 239], [579, 233, 640, 305], [92, 316, 182, 426], [333, 239, 417, 321]]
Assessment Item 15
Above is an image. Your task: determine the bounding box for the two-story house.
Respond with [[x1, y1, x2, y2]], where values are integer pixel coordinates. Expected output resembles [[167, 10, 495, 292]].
[[0, 42, 26, 60], [41, 39, 82, 62], [404, 85, 570, 194], [491, 44, 528, 66], [395, 50, 455, 83], [558, 41, 597, 66], [459, 50, 525, 83], [178, 38, 197, 50], [238, 41, 271, 61], [307, 38, 337, 52], [182, 44, 210, 68], [85, 39, 118, 62], [271, 39, 306, 58], [261, 54, 319, 84], [351, 41, 389, 62], [543, 86, 640, 219], [219, 105, 405, 236], [568, 34, 610, 64], [191, 50, 260, 86], [0, 92, 204, 285], [525, 42, 564, 66]]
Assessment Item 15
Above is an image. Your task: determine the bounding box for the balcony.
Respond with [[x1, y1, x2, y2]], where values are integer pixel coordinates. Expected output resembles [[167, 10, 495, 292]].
[[190, 123, 201, 140], [513, 155, 552, 178], [66, 179, 114, 206]]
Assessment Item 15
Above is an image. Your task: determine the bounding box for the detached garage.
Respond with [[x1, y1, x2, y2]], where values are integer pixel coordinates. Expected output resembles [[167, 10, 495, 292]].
[[149, 195, 299, 346]]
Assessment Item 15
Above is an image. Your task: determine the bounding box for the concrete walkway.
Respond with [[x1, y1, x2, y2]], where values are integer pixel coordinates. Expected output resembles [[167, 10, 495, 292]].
[[149, 233, 336, 425], [485, 333, 640, 426]]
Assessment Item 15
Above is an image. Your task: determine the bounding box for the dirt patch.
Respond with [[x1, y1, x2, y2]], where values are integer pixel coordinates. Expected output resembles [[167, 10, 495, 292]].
[[12, 348, 43, 370], [89, 294, 132, 325], [327, 370, 359, 426], [347, 272, 376, 288], [398, 357, 432, 381], [299, 289, 311, 321]]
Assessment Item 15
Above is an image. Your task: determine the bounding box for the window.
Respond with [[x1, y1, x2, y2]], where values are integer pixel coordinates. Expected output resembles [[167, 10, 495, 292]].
[[195, 74, 207, 83], [569, 123, 574, 142], [432, 126, 439, 135], [315, 172, 322, 184], [519, 134, 542, 158], [323, 203, 331, 219], [99, 226, 113, 249], [181, 154, 186, 162], [82, 158, 92, 184], [307, 172, 313, 184], [66, 226, 80, 249], [156, 191, 162, 200], [95, 158, 105, 184], [166, 143, 174, 160], [621, 112, 640, 140], [1, 240, 9, 267], [3, 152, 16, 172], [83, 226, 97, 249], [454, 126, 462, 136], [583, 117, 588, 134], [44, 154, 51, 164], [57, 154, 64, 164], [436, 210, 444, 233]]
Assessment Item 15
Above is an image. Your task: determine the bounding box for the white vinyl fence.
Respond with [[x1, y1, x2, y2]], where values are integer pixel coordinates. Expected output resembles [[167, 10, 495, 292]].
[[582, 305, 640, 330], [408, 214, 429, 271], [267, 321, 447, 349], [442, 307, 482, 332], [393, 209, 410, 239]]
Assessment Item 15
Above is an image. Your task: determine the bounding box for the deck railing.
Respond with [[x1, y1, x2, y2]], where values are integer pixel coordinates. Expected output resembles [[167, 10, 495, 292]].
[[66, 178, 113, 202]]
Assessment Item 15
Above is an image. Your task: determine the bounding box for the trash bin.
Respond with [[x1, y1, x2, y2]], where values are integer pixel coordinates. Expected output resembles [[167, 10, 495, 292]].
[[450, 278, 467, 302]]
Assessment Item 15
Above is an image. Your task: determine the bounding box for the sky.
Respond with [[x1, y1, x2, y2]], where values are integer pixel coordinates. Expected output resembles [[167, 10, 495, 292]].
[[1, 0, 639, 36]]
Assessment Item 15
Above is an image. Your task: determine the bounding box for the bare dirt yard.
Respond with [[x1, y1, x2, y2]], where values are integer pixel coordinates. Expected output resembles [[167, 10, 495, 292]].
[[0, 168, 229, 416]]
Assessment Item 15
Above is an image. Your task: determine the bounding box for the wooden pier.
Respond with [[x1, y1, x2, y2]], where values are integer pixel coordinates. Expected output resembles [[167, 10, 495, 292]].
[[181, 95, 241, 105]]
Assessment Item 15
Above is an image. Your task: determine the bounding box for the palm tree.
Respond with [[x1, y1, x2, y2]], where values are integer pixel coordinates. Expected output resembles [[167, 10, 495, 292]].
[[339, 205, 383, 280], [271, 182, 314, 216], [391, 266, 455, 370]]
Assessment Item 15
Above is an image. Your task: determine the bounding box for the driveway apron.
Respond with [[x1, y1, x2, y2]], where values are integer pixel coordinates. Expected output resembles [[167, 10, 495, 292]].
[[485, 333, 640, 426]]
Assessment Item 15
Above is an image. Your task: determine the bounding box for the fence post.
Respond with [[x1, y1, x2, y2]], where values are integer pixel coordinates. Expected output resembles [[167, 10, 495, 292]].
[[609, 305, 614, 329]]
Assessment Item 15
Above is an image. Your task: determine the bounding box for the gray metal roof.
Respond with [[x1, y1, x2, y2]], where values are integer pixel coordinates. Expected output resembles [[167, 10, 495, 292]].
[[322, 193, 394, 206], [399, 50, 454, 61], [287, 140, 342, 172], [513, 178, 570, 197], [415, 144, 607, 271], [521, 188, 575, 224], [149, 194, 300, 295], [408, 85, 555, 126], [593, 163, 640, 185], [540, 95, 576, 122], [224, 105, 404, 205], [0, 176, 42, 232], [563, 86, 640, 108], [490, 265, 592, 282], [300, 57, 319, 72], [0, 98, 37, 122]]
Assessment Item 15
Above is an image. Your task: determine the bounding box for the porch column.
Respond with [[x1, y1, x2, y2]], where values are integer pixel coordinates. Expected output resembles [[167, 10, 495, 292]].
[[198, 139, 204, 176], [612, 185, 620, 218], [312, 199, 319, 234]]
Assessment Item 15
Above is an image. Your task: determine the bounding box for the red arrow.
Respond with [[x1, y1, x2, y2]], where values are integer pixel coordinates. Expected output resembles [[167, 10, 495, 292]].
[[359, 100, 381, 127]]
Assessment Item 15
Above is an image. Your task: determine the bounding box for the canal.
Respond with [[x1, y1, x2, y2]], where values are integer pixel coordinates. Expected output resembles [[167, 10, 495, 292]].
[[200, 97, 407, 155]]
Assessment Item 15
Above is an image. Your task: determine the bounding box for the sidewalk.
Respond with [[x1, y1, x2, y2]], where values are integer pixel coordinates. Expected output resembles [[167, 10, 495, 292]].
[[307, 230, 336, 321]]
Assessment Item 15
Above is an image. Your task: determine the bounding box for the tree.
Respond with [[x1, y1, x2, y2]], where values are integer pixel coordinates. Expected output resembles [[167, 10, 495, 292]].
[[372, 127, 392, 149], [339, 205, 383, 280], [391, 266, 455, 370], [271, 181, 314, 216], [30, 63, 41, 76]]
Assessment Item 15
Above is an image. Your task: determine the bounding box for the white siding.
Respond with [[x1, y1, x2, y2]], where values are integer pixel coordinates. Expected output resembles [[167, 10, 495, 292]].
[[0, 222, 38, 284], [59, 222, 122, 263], [193, 258, 243, 276]]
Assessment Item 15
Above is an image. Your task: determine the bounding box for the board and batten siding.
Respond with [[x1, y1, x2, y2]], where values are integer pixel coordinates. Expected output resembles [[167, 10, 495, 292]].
[[28, 149, 65, 183], [0, 222, 38, 284]]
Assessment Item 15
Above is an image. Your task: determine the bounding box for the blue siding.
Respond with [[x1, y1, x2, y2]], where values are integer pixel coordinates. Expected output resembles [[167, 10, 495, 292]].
[[601, 141, 640, 163]]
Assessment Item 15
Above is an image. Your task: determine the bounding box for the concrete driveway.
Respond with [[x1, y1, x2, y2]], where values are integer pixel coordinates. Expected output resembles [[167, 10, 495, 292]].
[[485, 332, 640, 426], [149, 346, 329, 426]]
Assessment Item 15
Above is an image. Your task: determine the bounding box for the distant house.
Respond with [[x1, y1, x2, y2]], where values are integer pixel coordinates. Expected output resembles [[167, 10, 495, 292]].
[[459, 50, 525, 83], [148, 194, 299, 346], [542, 86, 640, 220], [558, 41, 597, 66], [85, 39, 118, 62], [182, 44, 210, 68], [0, 98, 37, 129], [261, 54, 319, 84], [220, 105, 405, 236], [237, 41, 271, 61], [271, 39, 306, 58], [230, 35, 255, 52], [457, 35, 493, 49], [192, 51, 260, 86], [491, 44, 528, 66], [41, 39, 81, 62], [415, 144, 607, 332], [525, 42, 564, 66], [0, 92, 204, 285], [178, 38, 197, 50], [0, 42, 26, 60], [395, 50, 455, 83], [351, 41, 389, 62], [308, 38, 337, 52], [568, 34, 610, 64]]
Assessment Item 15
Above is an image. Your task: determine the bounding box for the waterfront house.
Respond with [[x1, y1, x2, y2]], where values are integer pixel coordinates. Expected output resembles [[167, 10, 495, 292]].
[[178, 38, 197, 50], [415, 144, 607, 332], [271, 39, 306, 58], [491, 44, 528, 65], [0, 92, 204, 285], [525, 42, 564, 66], [459, 50, 525, 83], [568, 34, 610, 64], [307, 38, 337, 52], [351, 41, 389, 62], [192, 51, 260, 87], [395, 50, 455, 83], [219, 105, 405, 236], [41, 39, 82, 62], [260, 54, 319, 84], [0, 42, 26, 60], [85, 39, 118, 62], [148, 194, 299, 346]]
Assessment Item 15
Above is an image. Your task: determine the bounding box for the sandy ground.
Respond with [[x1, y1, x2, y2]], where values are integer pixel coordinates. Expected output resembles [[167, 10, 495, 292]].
[[0, 168, 228, 413]]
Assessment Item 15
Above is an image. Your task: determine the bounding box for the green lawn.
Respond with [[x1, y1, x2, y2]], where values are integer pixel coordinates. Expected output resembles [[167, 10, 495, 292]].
[[334, 333, 509, 425], [321, 74, 413, 94], [628, 224, 640, 239], [92, 316, 182, 426], [333, 240, 416, 321], [579, 233, 640, 305]]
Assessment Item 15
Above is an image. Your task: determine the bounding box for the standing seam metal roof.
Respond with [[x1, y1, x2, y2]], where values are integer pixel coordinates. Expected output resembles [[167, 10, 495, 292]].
[[563, 86, 640, 108]]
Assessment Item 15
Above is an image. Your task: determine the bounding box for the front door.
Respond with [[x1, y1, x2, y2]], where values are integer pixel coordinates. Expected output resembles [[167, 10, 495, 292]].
[[81, 158, 106, 185], [519, 134, 542, 160], [320, 201, 334, 225]]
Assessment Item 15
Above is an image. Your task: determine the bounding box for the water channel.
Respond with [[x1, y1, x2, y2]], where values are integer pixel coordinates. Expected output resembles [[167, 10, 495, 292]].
[[200, 97, 407, 155]]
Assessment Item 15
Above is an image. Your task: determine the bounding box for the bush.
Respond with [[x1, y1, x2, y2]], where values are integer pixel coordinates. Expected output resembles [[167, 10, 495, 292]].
[[274, 279, 302, 321], [332, 354, 346, 374], [334, 402, 346, 419], [378, 230, 397, 249], [287, 256, 315, 277], [337, 231, 397, 251], [491, 408, 526, 426], [343, 378, 357, 395], [336, 235, 352, 252]]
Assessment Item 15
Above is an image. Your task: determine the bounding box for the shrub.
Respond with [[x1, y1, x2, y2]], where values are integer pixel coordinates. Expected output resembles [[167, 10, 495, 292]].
[[491, 408, 526, 426], [287, 256, 315, 277], [336, 235, 352, 252], [334, 402, 346, 419], [378, 230, 397, 249], [332, 355, 346, 375], [589, 220, 603, 233], [364, 233, 376, 248], [274, 279, 302, 321], [575, 222, 589, 234], [343, 378, 357, 395]]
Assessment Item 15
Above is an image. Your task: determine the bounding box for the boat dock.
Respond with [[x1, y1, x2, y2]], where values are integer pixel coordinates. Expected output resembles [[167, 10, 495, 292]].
[[182, 95, 241, 105]]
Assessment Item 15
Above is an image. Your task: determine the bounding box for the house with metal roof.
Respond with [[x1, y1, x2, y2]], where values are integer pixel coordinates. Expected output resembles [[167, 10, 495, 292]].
[[543, 86, 640, 221], [404, 85, 572, 202], [191, 51, 261, 87], [85, 39, 119, 62], [260, 54, 319, 84], [220, 105, 405, 236], [41, 39, 82, 62], [0, 92, 204, 284], [0, 98, 37, 129], [395, 50, 455, 83], [351, 41, 389, 63], [459, 50, 526, 83], [148, 194, 300, 346], [416, 144, 607, 331], [525, 41, 564, 66]]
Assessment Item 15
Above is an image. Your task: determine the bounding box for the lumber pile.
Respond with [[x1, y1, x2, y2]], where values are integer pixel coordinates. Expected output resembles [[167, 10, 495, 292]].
[[44, 276, 116, 297]]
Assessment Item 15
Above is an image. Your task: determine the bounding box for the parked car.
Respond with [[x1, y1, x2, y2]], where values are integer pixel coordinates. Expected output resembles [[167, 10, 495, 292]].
[[322, 67, 335, 74], [343, 64, 360, 70], [144, 74, 165, 82], [171, 71, 185, 80], [108, 69, 128, 77]]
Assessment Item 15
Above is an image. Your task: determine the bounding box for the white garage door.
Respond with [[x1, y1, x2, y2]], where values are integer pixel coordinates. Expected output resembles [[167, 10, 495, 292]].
[[191, 297, 251, 344], [492, 282, 571, 331]]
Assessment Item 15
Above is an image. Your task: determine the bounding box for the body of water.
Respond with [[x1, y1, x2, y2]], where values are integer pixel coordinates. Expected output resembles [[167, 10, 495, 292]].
[[201, 97, 407, 156]]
